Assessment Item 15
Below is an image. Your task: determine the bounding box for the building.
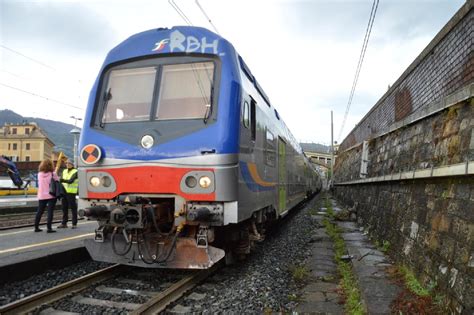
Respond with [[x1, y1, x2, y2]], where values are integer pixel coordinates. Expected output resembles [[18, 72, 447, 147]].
[[0, 122, 55, 162]]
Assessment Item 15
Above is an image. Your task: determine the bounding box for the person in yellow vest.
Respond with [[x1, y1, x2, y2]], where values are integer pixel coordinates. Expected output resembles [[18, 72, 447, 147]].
[[57, 160, 78, 228]]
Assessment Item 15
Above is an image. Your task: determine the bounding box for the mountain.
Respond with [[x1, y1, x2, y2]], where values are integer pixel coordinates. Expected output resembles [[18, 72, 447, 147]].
[[0, 109, 78, 158]]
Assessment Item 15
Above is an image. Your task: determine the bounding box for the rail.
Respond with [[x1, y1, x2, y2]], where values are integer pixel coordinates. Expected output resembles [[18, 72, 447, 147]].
[[0, 264, 122, 314]]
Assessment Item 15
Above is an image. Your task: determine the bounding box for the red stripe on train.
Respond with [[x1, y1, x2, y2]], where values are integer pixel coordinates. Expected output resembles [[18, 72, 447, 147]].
[[86, 166, 215, 201]]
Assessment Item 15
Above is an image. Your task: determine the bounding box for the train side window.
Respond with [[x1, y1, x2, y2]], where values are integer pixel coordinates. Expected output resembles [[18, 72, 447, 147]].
[[265, 128, 276, 166], [243, 101, 250, 128], [274, 109, 280, 120], [251, 99, 256, 141]]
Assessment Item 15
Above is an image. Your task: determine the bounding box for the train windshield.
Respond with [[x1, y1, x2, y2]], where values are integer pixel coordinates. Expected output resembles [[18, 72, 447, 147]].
[[101, 61, 214, 124]]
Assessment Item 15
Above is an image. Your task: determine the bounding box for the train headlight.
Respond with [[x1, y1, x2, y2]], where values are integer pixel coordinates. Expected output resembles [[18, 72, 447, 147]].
[[199, 176, 212, 188], [185, 176, 197, 188], [140, 135, 154, 149], [101, 176, 112, 187], [90, 176, 101, 187]]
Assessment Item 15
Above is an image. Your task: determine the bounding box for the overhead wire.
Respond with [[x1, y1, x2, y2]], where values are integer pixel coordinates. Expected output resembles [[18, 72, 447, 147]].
[[0, 82, 85, 111], [337, 0, 379, 142], [1, 44, 87, 87], [168, 0, 193, 25], [0, 44, 87, 110], [0, 44, 57, 71], [195, 0, 220, 34]]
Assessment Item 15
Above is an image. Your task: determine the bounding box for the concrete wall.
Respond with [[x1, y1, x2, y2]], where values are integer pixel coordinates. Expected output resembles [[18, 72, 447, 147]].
[[333, 2, 473, 313]]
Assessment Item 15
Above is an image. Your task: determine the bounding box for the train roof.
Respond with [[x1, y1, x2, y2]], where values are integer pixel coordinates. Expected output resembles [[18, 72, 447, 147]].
[[103, 26, 236, 66]]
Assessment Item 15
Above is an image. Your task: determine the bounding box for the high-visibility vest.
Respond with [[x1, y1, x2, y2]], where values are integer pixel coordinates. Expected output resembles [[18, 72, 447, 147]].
[[62, 168, 78, 194]]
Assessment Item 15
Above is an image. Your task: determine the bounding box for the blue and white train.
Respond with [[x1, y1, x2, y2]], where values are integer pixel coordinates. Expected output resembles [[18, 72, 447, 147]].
[[78, 26, 321, 269]]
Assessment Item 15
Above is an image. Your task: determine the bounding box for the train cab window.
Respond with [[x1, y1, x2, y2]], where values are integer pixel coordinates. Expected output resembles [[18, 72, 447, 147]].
[[156, 62, 214, 120], [102, 67, 156, 123], [250, 99, 256, 141], [243, 101, 250, 128]]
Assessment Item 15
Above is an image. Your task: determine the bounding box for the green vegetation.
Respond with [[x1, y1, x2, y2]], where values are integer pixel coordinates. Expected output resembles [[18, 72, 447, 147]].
[[288, 293, 300, 302], [381, 240, 390, 253], [398, 266, 430, 297], [375, 240, 391, 253], [323, 210, 365, 315], [289, 264, 310, 282], [325, 196, 335, 218]]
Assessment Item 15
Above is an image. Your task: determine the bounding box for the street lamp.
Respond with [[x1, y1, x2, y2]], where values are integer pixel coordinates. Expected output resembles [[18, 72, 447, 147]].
[[70, 116, 82, 168]]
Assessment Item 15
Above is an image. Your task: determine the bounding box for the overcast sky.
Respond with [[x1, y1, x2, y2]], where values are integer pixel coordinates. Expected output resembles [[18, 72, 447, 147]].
[[0, 0, 466, 145]]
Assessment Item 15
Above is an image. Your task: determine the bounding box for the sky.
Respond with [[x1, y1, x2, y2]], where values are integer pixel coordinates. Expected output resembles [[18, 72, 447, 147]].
[[0, 0, 466, 145]]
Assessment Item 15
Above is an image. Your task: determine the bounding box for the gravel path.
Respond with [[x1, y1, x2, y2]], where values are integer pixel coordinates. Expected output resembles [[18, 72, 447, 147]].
[[168, 193, 324, 313]]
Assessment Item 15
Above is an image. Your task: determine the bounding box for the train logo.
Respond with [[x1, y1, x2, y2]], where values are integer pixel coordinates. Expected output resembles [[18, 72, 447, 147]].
[[152, 39, 169, 51], [151, 30, 220, 54]]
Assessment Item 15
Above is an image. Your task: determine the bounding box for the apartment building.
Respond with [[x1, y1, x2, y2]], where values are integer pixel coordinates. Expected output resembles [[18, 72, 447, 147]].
[[0, 122, 55, 162]]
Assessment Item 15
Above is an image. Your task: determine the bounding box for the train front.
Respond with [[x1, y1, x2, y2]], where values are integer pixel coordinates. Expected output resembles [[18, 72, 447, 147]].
[[77, 27, 241, 269]]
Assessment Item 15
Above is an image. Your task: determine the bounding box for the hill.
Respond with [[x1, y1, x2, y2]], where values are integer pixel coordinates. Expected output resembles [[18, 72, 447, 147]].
[[0, 109, 78, 158]]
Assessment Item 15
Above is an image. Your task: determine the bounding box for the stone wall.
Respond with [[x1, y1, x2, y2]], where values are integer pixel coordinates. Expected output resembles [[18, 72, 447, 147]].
[[339, 3, 473, 152], [333, 2, 473, 313]]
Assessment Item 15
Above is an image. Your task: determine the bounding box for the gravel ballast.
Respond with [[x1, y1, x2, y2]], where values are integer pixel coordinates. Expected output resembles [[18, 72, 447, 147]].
[[168, 193, 324, 313], [0, 260, 111, 306]]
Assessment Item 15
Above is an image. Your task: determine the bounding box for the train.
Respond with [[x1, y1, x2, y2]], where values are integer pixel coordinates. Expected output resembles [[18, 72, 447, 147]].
[[78, 26, 322, 269]]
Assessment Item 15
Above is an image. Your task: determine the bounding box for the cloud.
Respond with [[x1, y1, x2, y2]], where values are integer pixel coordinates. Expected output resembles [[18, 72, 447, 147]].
[[0, 0, 117, 53]]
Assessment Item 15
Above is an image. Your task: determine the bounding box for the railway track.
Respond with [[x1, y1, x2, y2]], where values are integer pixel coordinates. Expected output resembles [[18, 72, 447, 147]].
[[0, 263, 220, 314], [0, 212, 82, 230]]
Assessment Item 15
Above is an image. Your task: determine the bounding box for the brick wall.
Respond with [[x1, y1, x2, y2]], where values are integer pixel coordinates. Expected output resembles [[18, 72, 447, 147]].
[[333, 2, 473, 313]]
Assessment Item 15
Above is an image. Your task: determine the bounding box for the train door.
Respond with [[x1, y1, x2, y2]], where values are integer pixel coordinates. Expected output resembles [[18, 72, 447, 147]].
[[278, 137, 287, 214]]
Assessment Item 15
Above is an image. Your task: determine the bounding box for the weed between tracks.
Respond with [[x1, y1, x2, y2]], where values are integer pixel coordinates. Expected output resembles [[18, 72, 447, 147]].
[[324, 195, 365, 315]]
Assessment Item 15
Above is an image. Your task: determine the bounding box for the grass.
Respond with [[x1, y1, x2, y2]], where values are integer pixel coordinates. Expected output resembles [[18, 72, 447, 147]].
[[398, 265, 430, 297], [323, 215, 365, 315], [375, 240, 391, 253], [289, 264, 310, 282], [325, 195, 335, 218], [381, 240, 390, 253]]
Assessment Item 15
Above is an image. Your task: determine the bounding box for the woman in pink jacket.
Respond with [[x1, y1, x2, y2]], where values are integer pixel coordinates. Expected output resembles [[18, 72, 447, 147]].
[[34, 159, 59, 233]]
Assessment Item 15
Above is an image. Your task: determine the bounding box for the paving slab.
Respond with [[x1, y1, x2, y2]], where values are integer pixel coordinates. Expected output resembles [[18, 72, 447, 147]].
[[297, 195, 403, 314], [335, 213, 402, 314], [297, 213, 343, 314]]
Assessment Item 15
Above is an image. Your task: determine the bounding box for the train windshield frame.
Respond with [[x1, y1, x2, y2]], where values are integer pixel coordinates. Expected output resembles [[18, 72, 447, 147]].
[[100, 60, 216, 124], [92, 55, 221, 146]]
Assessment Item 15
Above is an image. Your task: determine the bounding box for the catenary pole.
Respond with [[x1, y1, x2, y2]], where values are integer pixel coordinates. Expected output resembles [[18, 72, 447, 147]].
[[330, 111, 334, 188]]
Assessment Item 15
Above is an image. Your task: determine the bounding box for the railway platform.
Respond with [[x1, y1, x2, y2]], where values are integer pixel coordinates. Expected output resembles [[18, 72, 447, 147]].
[[0, 195, 38, 209], [0, 220, 97, 284]]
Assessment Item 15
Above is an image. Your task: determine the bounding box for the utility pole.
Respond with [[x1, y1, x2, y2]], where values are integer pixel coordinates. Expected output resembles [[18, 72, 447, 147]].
[[70, 116, 82, 168], [330, 111, 334, 188]]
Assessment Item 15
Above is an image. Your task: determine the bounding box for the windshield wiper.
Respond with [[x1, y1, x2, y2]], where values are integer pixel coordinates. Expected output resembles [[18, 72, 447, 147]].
[[203, 85, 214, 124], [99, 88, 112, 128]]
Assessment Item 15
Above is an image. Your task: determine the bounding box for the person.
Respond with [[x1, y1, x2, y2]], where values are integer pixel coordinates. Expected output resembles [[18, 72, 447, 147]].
[[57, 159, 78, 229], [34, 159, 58, 233]]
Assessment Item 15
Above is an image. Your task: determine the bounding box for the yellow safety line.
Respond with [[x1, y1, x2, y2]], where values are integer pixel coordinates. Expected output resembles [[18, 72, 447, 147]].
[[0, 233, 95, 254], [0, 221, 97, 237]]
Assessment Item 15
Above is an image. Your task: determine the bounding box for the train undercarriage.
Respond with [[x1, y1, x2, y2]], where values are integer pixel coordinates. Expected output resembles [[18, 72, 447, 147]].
[[79, 194, 275, 269]]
